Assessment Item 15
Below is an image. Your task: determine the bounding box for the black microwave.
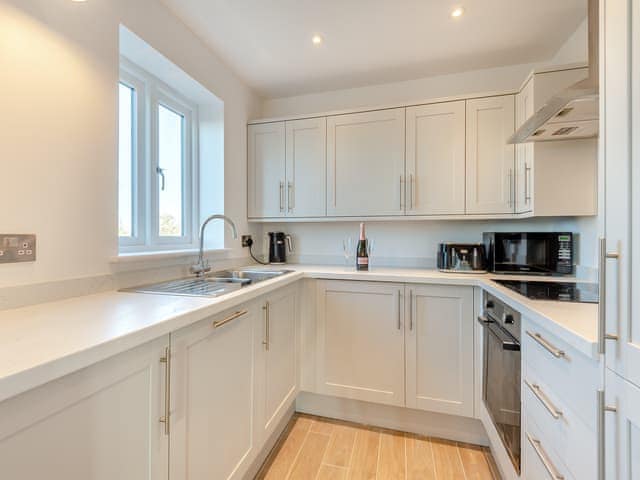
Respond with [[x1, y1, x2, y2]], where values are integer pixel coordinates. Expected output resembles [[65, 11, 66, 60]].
[[483, 232, 574, 275]]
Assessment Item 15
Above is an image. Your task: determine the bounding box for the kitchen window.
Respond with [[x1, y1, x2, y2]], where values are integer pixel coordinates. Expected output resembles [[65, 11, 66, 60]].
[[118, 60, 199, 253]]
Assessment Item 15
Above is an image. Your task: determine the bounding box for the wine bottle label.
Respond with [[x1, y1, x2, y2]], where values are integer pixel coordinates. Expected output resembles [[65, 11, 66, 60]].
[[357, 257, 369, 265]]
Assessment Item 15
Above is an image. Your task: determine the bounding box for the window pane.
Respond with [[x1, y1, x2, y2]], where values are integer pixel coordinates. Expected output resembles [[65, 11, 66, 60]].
[[158, 104, 184, 237], [118, 83, 134, 238]]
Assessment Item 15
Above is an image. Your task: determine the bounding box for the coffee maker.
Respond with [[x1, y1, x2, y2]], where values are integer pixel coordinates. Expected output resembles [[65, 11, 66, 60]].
[[268, 232, 293, 264]]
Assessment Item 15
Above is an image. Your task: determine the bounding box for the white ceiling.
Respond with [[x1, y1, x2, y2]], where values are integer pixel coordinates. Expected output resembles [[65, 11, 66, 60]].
[[160, 0, 586, 98]]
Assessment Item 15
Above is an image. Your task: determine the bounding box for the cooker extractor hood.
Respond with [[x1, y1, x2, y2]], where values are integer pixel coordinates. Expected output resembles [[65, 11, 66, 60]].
[[508, 0, 599, 143]]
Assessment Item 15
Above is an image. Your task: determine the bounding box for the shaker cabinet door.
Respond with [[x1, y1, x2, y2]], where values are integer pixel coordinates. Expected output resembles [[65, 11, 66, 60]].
[[327, 108, 406, 217], [170, 307, 257, 480], [248, 122, 286, 218], [316, 280, 405, 406], [405, 285, 474, 416], [466, 95, 516, 215], [285, 117, 327, 217], [406, 101, 466, 215]]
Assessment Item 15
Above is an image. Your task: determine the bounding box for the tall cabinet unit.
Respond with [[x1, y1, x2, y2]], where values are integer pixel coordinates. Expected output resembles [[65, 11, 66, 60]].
[[405, 101, 466, 215], [0, 336, 170, 480], [326, 108, 406, 216], [602, 0, 640, 478], [465, 95, 516, 215], [248, 122, 286, 218]]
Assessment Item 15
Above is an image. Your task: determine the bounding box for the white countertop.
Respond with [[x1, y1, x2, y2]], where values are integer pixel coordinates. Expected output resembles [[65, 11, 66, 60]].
[[0, 265, 598, 403]]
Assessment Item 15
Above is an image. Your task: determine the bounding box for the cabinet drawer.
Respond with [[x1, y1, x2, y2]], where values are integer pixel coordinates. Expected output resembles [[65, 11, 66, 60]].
[[523, 321, 600, 430], [523, 372, 596, 480], [524, 416, 575, 480]]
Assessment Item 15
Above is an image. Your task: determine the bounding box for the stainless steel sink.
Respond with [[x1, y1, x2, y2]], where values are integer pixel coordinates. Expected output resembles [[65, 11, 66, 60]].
[[122, 268, 293, 298]]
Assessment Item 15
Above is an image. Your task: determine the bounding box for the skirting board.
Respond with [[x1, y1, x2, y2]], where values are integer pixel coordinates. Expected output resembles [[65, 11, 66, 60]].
[[295, 391, 489, 447], [243, 403, 296, 480]]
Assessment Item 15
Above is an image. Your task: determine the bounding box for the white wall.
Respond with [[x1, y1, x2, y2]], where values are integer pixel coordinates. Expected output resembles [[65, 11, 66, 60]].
[[261, 62, 538, 118], [550, 19, 588, 65], [260, 218, 598, 273], [0, 0, 261, 289]]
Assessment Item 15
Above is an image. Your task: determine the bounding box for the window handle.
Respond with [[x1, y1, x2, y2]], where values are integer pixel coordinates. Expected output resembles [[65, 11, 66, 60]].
[[156, 166, 166, 191]]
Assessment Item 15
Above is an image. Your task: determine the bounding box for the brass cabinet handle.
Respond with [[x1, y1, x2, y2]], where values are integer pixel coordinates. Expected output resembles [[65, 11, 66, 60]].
[[598, 238, 620, 354], [526, 434, 565, 480], [213, 310, 248, 329], [262, 302, 270, 350], [159, 346, 171, 435], [525, 380, 562, 419], [526, 331, 565, 359]]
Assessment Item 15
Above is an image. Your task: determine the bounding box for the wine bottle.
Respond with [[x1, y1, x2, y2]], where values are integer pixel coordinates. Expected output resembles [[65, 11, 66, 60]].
[[356, 223, 369, 271]]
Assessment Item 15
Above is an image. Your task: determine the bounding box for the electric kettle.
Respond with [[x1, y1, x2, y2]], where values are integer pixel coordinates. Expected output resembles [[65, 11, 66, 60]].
[[268, 232, 293, 264]]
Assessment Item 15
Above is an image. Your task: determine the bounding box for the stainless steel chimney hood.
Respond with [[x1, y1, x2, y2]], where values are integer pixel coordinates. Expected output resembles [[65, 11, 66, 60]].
[[509, 0, 598, 143]]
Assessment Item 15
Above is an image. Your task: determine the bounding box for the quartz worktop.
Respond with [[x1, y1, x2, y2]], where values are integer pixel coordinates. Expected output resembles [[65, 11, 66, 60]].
[[0, 265, 598, 403]]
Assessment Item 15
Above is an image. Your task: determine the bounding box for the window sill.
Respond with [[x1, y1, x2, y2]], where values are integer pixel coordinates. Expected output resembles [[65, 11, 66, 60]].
[[110, 248, 231, 264]]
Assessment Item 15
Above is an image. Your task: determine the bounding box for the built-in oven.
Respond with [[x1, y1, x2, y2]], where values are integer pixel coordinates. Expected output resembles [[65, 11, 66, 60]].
[[478, 292, 521, 474]]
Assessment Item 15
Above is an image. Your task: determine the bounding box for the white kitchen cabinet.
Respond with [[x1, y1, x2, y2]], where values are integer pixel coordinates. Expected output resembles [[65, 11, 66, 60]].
[[602, 0, 640, 387], [326, 108, 406, 216], [315, 280, 405, 406], [248, 122, 286, 218], [514, 67, 597, 216], [515, 78, 534, 214], [405, 284, 474, 416], [466, 95, 516, 214], [605, 369, 640, 480], [0, 336, 169, 480], [285, 117, 327, 217], [406, 101, 466, 215], [170, 307, 257, 480], [255, 285, 299, 444]]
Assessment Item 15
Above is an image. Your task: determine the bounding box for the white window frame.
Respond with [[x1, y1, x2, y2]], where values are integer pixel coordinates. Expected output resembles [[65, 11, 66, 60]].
[[118, 58, 200, 253]]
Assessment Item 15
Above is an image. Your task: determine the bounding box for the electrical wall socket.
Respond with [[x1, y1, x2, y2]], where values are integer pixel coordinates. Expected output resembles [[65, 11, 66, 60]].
[[0, 234, 36, 264], [241, 235, 252, 247]]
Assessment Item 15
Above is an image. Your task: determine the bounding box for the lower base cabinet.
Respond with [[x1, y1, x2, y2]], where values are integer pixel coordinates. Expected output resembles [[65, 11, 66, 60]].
[[0, 335, 170, 480], [170, 306, 258, 480], [316, 280, 406, 406], [315, 280, 474, 414], [255, 285, 299, 444], [405, 284, 474, 417], [605, 368, 640, 480]]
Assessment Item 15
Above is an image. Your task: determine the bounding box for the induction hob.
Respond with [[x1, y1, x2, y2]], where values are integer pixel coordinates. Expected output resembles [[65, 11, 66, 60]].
[[493, 280, 599, 303]]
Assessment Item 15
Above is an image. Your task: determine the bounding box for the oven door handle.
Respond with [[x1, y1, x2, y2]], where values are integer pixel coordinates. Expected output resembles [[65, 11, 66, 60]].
[[478, 316, 521, 351]]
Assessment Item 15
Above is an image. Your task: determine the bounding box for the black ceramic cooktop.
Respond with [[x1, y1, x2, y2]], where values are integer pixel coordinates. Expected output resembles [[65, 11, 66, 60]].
[[493, 280, 599, 303]]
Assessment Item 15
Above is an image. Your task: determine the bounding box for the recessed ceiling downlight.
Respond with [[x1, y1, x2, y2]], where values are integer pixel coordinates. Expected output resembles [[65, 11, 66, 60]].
[[312, 34, 323, 46], [451, 6, 465, 18]]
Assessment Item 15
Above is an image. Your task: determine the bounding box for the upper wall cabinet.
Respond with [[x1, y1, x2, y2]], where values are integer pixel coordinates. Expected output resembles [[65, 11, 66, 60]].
[[515, 67, 597, 217], [406, 101, 466, 215], [327, 108, 405, 216], [465, 95, 516, 215], [285, 118, 327, 217], [248, 119, 326, 219], [248, 122, 286, 218]]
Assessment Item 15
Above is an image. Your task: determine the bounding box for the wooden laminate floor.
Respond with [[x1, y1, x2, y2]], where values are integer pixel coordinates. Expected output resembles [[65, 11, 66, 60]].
[[256, 414, 500, 480]]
